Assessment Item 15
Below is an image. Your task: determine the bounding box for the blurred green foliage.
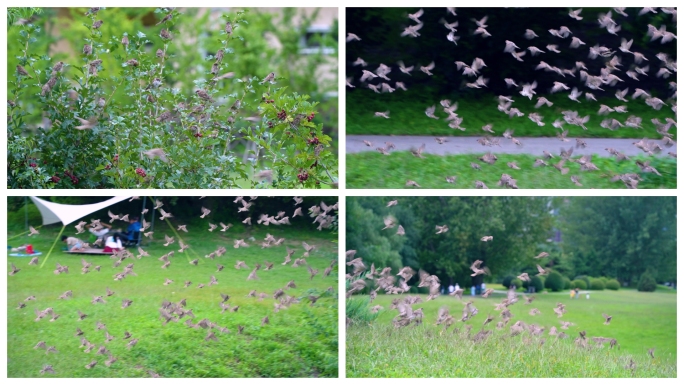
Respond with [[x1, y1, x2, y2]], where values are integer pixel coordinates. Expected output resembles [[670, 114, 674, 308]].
[[7, 7, 338, 189]]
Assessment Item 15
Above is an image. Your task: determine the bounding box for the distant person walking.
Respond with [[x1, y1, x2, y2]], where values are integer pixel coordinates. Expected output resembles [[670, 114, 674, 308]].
[[448, 284, 455, 294], [575, 288, 581, 299], [570, 289, 576, 299], [471, 285, 476, 297]]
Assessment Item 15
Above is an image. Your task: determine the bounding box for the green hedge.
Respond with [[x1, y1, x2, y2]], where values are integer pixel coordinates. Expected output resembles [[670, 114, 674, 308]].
[[638, 272, 657, 292], [510, 278, 523, 290], [502, 275, 515, 288], [572, 279, 587, 290], [574, 275, 591, 289], [605, 279, 620, 290], [523, 276, 544, 292], [590, 278, 605, 290], [563, 276, 572, 290], [544, 271, 565, 292]]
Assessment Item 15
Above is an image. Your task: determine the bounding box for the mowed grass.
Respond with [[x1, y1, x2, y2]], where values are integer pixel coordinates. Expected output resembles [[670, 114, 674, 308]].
[[7, 222, 338, 378], [346, 151, 676, 189], [346, 92, 677, 140], [347, 289, 676, 377]]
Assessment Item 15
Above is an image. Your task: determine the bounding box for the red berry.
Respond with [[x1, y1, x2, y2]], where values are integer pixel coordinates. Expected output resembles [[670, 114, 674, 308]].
[[105, 164, 111, 170], [135, 167, 147, 177], [50, 176, 60, 183], [29, 163, 37, 168], [277, 109, 287, 120]]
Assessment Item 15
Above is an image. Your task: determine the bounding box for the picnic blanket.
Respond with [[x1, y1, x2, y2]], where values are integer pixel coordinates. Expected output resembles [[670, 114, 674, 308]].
[[9, 251, 43, 257], [8, 244, 41, 257], [64, 248, 114, 255]]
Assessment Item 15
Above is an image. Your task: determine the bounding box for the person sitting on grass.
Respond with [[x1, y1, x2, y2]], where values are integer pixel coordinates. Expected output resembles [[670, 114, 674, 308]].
[[103, 233, 124, 253], [122, 217, 141, 244], [61, 235, 86, 252]]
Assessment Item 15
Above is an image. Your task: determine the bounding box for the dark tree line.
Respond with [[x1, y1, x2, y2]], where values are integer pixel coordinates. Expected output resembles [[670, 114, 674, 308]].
[[347, 7, 676, 98], [347, 196, 676, 288], [347, 196, 554, 288], [558, 196, 676, 284]]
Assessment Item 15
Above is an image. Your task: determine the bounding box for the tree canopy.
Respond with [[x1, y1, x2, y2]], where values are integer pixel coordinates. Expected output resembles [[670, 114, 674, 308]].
[[347, 196, 554, 287], [347, 196, 676, 287]]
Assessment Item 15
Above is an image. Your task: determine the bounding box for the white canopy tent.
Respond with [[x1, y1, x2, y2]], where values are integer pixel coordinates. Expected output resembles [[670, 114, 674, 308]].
[[30, 196, 132, 226], [27, 196, 141, 267]]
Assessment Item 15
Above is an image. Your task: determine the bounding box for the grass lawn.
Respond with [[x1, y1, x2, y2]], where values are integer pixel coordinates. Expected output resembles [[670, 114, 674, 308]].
[[7, 219, 338, 378], [346, 91, 677, 140], [346, 152, 676, 189], [346, 289, 676, 377]]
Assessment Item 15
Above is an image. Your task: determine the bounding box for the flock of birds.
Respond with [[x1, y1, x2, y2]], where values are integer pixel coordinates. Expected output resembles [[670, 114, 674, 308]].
[[345, 198, 657, 368], [347, 7, 677, 189], [10, 196, 338, 376]]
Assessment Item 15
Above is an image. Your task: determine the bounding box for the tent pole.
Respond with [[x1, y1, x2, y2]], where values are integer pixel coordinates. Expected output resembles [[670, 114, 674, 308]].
[[8, 225, 43, 241], [150, 196, 156, 235], [140, 196, 147, 246], [40, 225, 66, 268]]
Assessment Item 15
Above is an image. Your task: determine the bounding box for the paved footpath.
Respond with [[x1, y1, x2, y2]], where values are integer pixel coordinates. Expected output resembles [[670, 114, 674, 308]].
[[347, 135, 676, 157]]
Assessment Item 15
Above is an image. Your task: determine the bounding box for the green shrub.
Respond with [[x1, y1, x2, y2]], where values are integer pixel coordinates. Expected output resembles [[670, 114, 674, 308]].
[[346, 297, 380, 326], [510, 278, 523, 289], [590, 278, 605, 290], [638, 272, 657, 292], [7, 8, 338, 189], [523, 276, 544, 292], [599, 276, 610, 284], [574, 275, 591, 288], [563, 276, 572, 290], [502, 275, 514, 288], [605, 279, 620, 290], [544, 271, 565, 292], [572, 279, 587, 290]]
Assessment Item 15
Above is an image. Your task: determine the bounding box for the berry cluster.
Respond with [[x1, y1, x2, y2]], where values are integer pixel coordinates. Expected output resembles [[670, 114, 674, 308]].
[[194, 132, 203, 138], [25, 157, 40, 168], [50, 175, 61, 183], [307, 112, 315, 122], [135, 168, 147, 177], [307, 136, 320, 146], [277, 109, 287, 120], [267, 121, 274, 128], [297, 170, 309, 182], [113, 154, 119, 163], [63, 170, 79, 184], [264, 99, 275, 104]]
